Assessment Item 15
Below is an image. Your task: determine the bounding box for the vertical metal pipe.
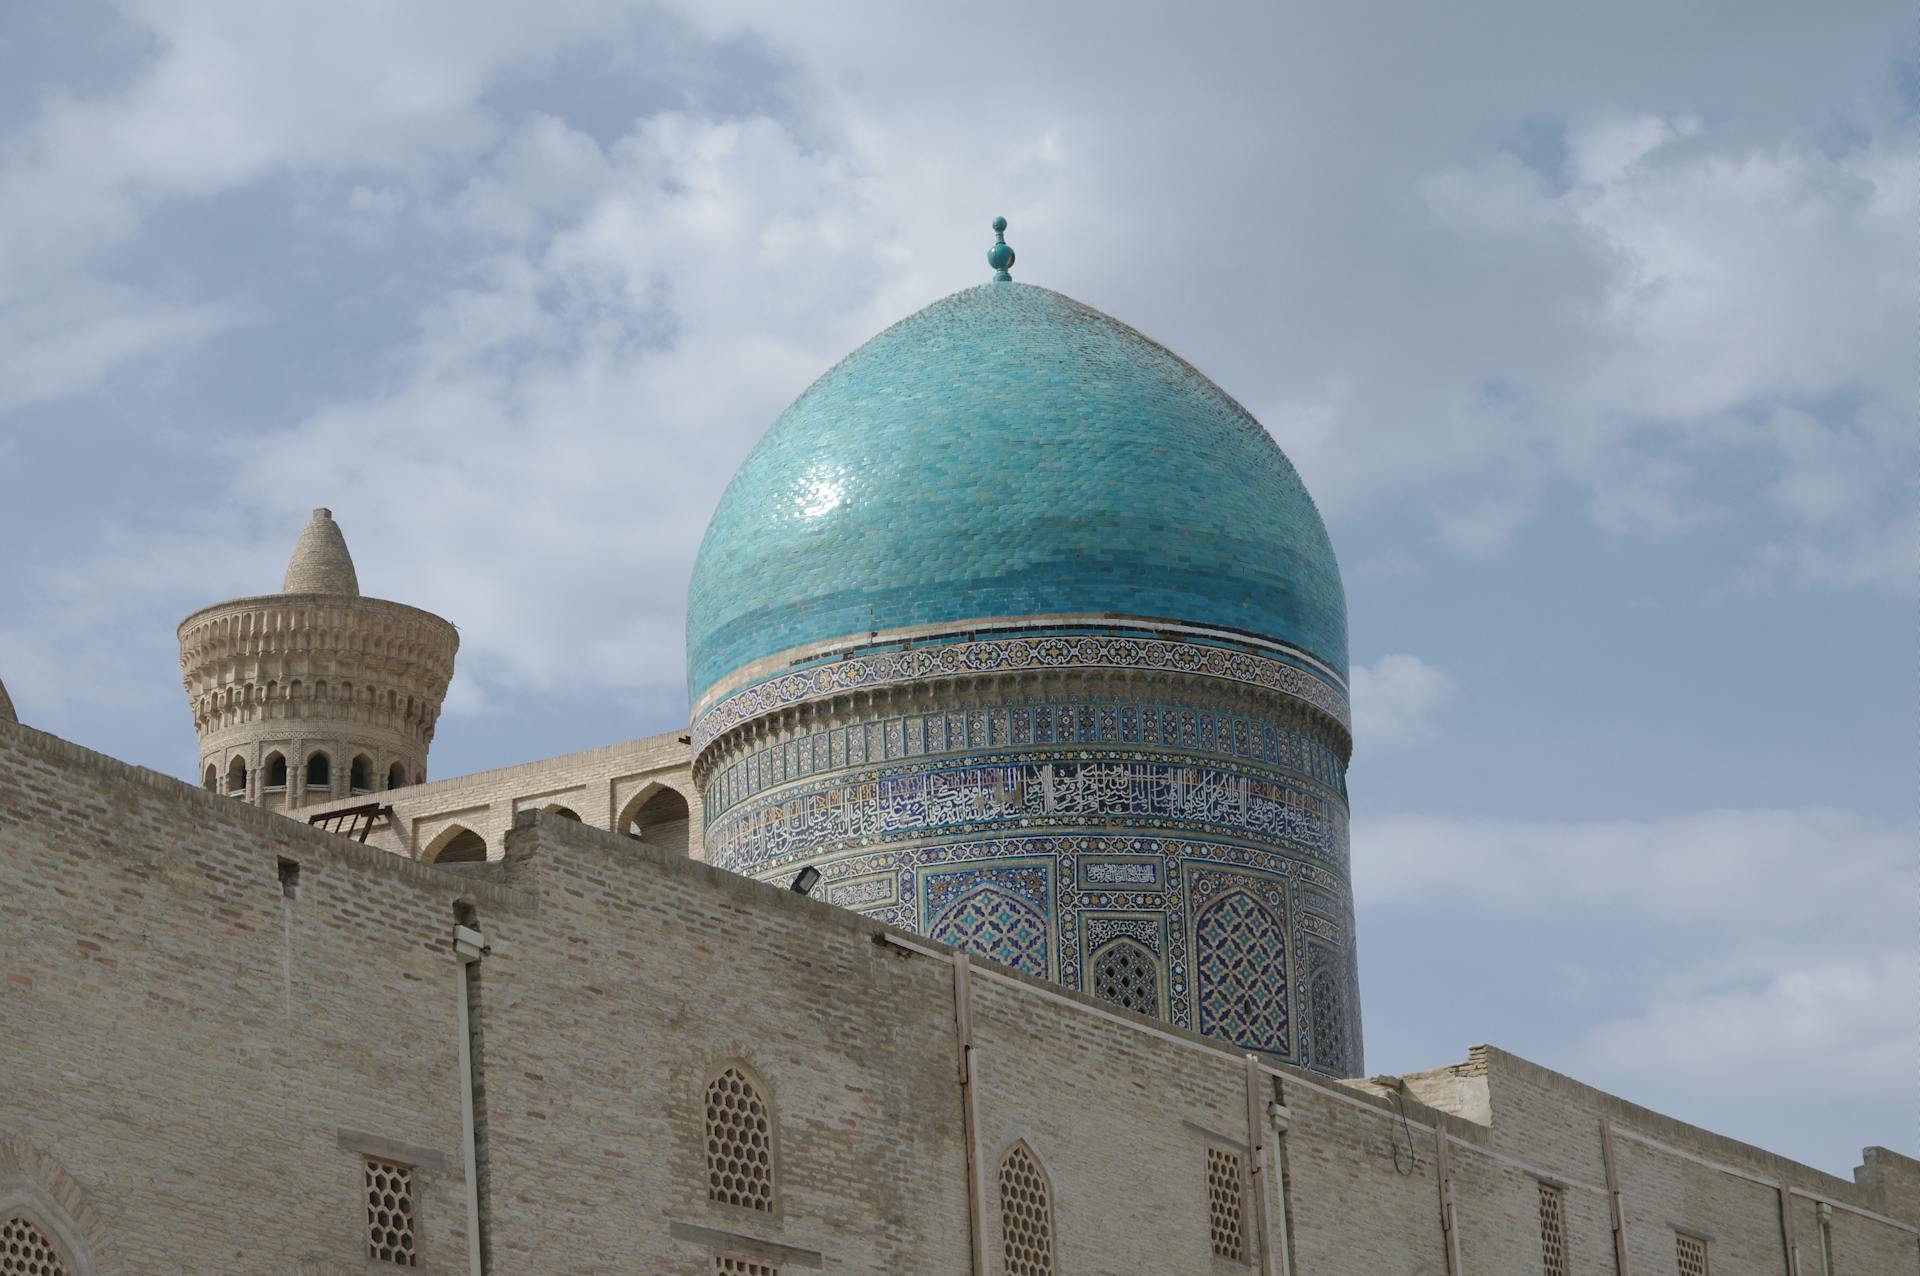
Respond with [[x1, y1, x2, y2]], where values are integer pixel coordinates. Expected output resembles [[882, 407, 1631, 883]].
[[1600, 1118, 1634, 1276], [1434, 1123, 1463, 1276], [1267, 1089, 1297, 1274], [1778, 1182, 1800, 1276], [952, 954, 989, 1276], [454, 926, 487, 1276], [1244, 1055, 1277, 1276]]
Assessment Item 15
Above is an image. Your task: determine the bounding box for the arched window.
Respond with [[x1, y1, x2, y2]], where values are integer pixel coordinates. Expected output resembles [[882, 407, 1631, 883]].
[[262, 752, 288, 790], [1310, 969, 1348, 1075], [305, 752, 332, 791], [704, 1065, 775, 1212], [349, 755, 373, 794], [998, 1141, 1056, 1276], [426, 826, 487, 864], [0, 1213, 71, 1275], [225, 756, 247, 797], [928, 886, 1049, 979], [387, 762, 408, 790], [1194, 888, 1289, 1054], [203, 763, 217, 791], [623, 787, 691, 853], [1090, 939, 1158, 1016]]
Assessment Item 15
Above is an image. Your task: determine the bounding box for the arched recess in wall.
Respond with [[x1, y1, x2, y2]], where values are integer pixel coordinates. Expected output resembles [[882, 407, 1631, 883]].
[[0, 1140, 106, 1276], [1193, 888, 1290, 1056], [202, 763, 217, 791], [1089, 938, 1159, 1017], [620, 785, 691, 854], [224, 755, 247, 796], [997, 1139, 1057, 1276], [349, 754, 373, 794], [703, 1062, 777, 1213], [542, 805, 582, 822], [386, 762, 407, 790], [927, 885, 1050, 980], [262, 752, 288, 790], [424, 825, 488, 865], [305, 751, 331, 791], [1309, 968, 1348, 1076]]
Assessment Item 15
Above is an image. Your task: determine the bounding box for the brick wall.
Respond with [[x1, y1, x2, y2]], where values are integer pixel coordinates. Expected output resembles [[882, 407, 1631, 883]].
[[2, 718, 1913, 1275]]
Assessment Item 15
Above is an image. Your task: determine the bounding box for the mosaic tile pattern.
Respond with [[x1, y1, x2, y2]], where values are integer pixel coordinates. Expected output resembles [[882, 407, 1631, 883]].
[[705, 755, 1345, 872], [692, 630, 1349, 752], [685, 282, 1348, 703], [698, 659, 1360, 1073], [927, 885, 1051, 980], [710, 810, 1360, 1073], [703, 689, 1347, 819]]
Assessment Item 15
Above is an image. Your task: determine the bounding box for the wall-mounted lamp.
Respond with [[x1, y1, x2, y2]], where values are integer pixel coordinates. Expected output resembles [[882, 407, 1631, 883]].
[[789, 865, 822, 896]]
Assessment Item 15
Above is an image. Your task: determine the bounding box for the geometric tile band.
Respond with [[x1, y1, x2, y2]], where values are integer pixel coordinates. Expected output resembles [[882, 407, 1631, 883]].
[[707, 757, 1345, 872], [703, 693, 1347, 820], [692, 629, 1351, 754]]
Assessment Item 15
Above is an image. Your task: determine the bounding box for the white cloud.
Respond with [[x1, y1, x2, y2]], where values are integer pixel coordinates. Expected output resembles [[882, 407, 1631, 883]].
[[1355, 807, 1915, 1099], [1350, 655, 1458, 748]]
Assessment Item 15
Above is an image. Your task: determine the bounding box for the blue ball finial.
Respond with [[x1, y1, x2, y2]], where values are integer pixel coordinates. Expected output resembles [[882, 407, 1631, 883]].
[[987, 216, 1014, 282]]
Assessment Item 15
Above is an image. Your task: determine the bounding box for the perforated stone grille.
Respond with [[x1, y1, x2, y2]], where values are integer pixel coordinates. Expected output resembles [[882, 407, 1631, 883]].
[[1675, 1233, 1708, 1276], [1207, 1146, 1246, 1261], [364, 1158, 417, 1266], [998, 1143, 1055, 1276], [1092, 940, 1157, 1015], [706, 1067, 775, 1211], [0, 1217, 68, 1276], [713, 1258, 778, 1275], [1538, 1182, 1566, 1276]]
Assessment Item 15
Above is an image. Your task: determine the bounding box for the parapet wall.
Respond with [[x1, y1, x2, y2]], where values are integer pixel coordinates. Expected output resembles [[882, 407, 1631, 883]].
[[301, 726, 698, 864], [1, 717, 1913, 1274]]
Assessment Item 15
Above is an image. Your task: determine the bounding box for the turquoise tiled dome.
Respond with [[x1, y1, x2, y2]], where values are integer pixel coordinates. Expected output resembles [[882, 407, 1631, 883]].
[[687, 282, 1347, 706]]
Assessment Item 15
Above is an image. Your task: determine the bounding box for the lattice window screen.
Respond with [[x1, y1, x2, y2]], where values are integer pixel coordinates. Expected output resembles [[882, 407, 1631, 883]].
[[0, 1217, 69, 1276], [998, 1143, 1056, 1276], [1091, 941, 1158, 1015], [1207, 1146, 1247, 1261], [706, 1067, 776, 1211], [1675, 1233, 1709, 1276], [1538, 1182, 1567, 1276], [364, 1158, 417, 1267], [713, 1258, 778, 1276]]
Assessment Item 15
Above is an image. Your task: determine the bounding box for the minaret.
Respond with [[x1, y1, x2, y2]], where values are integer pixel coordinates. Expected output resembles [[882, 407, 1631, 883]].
[[178, 508, 459, 811]]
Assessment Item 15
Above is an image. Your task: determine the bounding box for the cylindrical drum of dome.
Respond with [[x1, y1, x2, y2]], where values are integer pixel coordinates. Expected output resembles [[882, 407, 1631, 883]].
[[686, 280, 1361, 1077]]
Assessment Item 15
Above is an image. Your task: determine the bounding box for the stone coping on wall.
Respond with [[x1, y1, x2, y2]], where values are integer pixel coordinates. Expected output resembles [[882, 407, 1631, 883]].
[[300, 726, 694, 821], [0, 717, 531, 917], [1383, 1044, 1910, 1205]]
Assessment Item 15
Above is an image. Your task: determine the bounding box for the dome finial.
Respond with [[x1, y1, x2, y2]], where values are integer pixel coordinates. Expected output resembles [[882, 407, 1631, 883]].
[[987, 216, 1015, 282]]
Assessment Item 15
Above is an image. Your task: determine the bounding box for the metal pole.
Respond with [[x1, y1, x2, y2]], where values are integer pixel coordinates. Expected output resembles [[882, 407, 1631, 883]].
[[1435, 1123, 1463, 1276], [453, 925, 488, 1276], [1244, 1055, 1278, 1276], [1778, 1183, 1800, 1276], [1600, 1119, 1633, 1276], [953, 954, 989, 1276]]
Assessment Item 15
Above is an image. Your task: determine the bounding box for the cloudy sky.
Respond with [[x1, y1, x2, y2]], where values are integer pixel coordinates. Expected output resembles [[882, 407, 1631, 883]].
[[0, 2, 1911, 1174]]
